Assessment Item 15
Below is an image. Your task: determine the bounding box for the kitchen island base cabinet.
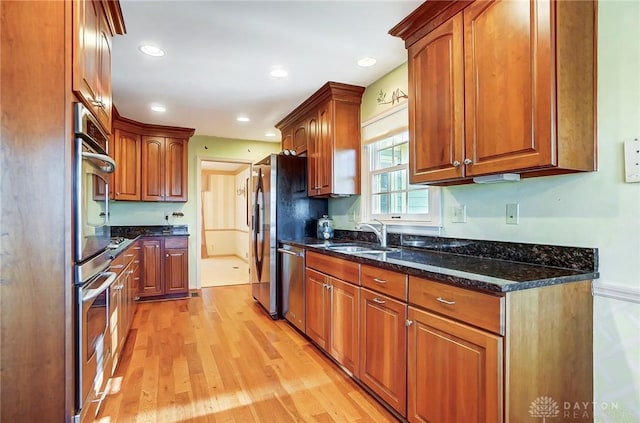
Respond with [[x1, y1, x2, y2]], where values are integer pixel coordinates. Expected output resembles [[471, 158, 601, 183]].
[[139, 236, 189, 299]]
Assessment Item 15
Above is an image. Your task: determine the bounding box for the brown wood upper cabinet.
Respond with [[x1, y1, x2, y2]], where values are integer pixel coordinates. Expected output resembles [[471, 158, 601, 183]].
[[111, 112, 194, 202], [73, 0, 125, 134], [276, 82, 365, 197], [390, 0, 596, 184]]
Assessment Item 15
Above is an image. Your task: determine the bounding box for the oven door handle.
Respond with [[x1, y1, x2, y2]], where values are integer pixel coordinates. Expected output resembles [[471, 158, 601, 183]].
[[82, 151, 116, 173], [82, 272, 117, 302]]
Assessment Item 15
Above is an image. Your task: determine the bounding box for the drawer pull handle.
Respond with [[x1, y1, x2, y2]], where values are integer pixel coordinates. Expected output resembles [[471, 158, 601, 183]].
[[436, 297, 456, 305], [373, 278, 387, 284], [373, 297, 386, 304]]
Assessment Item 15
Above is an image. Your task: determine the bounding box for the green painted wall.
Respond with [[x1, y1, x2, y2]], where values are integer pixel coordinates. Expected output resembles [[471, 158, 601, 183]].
[[361, 62, 408, 122]]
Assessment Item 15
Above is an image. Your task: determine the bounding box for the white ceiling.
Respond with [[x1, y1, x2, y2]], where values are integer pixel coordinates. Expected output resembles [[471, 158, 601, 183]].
[[111, 0, 421, 142]]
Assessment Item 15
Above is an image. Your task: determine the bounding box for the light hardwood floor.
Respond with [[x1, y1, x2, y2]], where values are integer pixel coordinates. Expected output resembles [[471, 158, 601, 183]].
[[96, 285, 397, 422]]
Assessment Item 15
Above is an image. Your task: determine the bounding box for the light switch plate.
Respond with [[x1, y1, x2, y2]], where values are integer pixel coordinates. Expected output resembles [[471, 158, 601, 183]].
[[506, 203, 519, 224], [452, 205, 467, 223], [624, 139, 640, 183]]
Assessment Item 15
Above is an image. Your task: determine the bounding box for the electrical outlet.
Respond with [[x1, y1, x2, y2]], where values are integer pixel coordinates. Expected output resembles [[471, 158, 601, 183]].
[[506, 203, 519, 224], [452, 205, 467, 223]]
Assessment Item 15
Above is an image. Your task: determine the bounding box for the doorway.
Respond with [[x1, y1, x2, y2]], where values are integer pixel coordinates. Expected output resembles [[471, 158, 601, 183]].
[[198, 159, 251, 288]]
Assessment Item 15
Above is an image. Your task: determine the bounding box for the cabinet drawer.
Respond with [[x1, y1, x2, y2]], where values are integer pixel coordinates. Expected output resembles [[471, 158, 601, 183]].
[[361, 265, 407, 301], [110, 254, 127, 275], [164, 236, 188, 249], [408, 276, 504, 335], [306, 251, 360, 284]]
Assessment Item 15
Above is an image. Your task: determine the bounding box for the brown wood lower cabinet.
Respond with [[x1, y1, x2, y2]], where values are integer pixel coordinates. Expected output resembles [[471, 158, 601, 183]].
[[109, 242, 139, 372], [139, 236, 189, 299], [360, 288, 407, 416], [300, 252, 593, 423], [305, 268, 360, 377], [407, 306, 502, 423]]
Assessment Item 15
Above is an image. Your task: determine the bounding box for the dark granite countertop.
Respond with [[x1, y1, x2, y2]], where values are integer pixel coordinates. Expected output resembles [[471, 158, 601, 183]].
[[282, 233, 599, 294], [111, 225, 190, 238]]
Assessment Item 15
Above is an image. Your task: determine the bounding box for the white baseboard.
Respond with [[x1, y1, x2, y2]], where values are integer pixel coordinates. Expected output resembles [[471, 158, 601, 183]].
[[592, 282, 640, 304]]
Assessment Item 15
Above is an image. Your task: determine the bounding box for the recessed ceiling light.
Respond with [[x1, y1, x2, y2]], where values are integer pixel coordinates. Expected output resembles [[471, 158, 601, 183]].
[[139, 44, 165, 57], [265, 131, 276, 137], [270, 69, 288, 78], [150, 104, 166, 112], [236, 116, 250, 122], [357, 57, 377, 67]]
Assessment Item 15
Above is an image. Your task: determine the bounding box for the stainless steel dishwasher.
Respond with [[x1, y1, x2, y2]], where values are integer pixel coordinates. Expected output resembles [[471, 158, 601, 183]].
[[278, 244, 305, 332]]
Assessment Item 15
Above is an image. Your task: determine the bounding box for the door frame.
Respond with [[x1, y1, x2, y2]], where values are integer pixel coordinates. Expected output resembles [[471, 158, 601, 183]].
[[195, 156, 253, 289]]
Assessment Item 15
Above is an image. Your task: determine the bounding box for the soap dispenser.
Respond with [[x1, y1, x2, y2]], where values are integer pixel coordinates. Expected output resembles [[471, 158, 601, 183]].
[[317, 215, 335, 240]]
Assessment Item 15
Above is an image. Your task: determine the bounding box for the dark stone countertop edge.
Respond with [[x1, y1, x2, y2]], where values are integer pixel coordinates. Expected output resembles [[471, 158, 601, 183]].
[[111, 225, 190, 238], [281, 239, 598, 294]]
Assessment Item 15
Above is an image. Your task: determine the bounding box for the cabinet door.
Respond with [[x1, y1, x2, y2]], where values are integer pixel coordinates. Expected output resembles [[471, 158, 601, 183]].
[[140, 238, 162, 297], [306, 116, 319, 195], [328, 277, 359, 377], [95, 12, 112, 133], [305, 268, 329, 349], [316, 101, 333, 196], [109, 273, 123, 370], [113, 129, 141, 200], [360, 288, 407, 415], [407, 306, 502, 423], [293, 120, 308, 154], [281, 126, 293, 151], [464, 0, 552, 176], [164, 247, 189, 295], [73, 0, 100, 113], [408, 13, 464, 183], [164, 138, 188, 202], [141, 136, 165, 201]]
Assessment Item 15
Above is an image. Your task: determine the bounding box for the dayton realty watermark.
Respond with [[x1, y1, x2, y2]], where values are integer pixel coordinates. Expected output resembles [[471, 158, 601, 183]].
[[529, 396, 622, 421]]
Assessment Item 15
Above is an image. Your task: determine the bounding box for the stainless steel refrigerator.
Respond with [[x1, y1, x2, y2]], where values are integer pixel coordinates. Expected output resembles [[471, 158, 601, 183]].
[[250, 154, 328, 318]]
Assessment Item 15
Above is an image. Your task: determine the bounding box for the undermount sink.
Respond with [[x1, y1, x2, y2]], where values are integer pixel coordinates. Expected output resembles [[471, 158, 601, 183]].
[[326, 245, 398, 254]]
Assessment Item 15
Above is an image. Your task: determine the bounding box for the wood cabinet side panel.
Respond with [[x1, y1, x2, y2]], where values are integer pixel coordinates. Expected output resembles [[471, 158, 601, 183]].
[[555, 0, 597, 171], [504, 281, 593, 422]]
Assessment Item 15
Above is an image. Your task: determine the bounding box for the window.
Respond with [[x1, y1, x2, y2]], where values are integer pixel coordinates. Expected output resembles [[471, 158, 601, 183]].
[[362, 105, 441, 226]]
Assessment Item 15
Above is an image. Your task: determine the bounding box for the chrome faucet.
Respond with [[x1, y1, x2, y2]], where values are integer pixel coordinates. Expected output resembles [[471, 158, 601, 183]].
[[356, 219, 387, 248]]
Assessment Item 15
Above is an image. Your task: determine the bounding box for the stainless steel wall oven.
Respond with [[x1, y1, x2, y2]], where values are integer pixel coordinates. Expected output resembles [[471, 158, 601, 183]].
[[74, 102, 115, 263], [73, 103, 116, 422]]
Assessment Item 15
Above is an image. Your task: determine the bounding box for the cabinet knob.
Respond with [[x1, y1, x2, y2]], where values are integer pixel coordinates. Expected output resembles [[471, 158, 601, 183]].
[[166, 254, 169, 257], [453, 160, 461, 167], [405, 320, 414, 327], [463, 158, 473, 165]]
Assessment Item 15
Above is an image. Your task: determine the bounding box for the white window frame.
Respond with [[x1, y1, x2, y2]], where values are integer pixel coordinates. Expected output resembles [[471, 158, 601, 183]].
[[361, 104, 442, 230]]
